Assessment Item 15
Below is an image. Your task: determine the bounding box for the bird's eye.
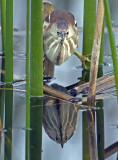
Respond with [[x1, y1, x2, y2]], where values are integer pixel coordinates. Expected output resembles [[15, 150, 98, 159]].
[[57, 32, 60, 35], [65, 136, 68, 140], [66, 32, 69, 35], [75, 20, 77, 27]]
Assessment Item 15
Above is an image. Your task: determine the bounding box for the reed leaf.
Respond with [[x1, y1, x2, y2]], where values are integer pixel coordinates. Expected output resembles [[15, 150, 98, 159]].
[[104, 0, 118, 101]]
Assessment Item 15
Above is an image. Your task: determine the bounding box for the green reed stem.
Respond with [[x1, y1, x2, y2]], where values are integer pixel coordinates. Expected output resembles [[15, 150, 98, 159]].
[[83, 111, 90, 160], [0, 87, 5, 126], [99, 20, 104, 64], [5, 84, 13, 160], [83, 0, 96, 56], [26, 1, 30, 159], [5, 0, 13, 83], [30, 0, 43, 96], [96, 100, 104, 159], [30, 97, 43, 160], [104, 0, 118, 100], [1, 0, 6, 51], [26, 0, 30, 129]]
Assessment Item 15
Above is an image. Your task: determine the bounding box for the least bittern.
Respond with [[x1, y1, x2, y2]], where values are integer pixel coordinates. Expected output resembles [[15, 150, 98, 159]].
[[43, 10, 79, 66]]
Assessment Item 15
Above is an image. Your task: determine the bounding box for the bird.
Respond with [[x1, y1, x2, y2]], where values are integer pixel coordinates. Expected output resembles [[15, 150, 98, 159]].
[[43, 10, 79, 66]]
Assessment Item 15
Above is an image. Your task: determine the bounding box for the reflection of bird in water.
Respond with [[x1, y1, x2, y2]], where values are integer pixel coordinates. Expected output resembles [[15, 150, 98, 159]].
[[43, 84, 78, 148]]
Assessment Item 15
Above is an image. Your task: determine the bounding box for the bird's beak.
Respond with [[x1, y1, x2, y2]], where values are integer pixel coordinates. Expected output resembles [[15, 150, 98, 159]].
[[60, 31, 66, 42], [61, 142, 64, 148]]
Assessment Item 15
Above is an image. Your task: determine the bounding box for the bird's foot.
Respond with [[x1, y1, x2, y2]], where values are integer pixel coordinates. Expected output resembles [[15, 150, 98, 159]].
[[74, 51, 91, 70]]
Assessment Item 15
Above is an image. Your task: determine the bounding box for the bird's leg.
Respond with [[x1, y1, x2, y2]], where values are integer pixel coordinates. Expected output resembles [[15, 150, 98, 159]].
[[74, 51, 91, 70], [43, 54, 55, 77]]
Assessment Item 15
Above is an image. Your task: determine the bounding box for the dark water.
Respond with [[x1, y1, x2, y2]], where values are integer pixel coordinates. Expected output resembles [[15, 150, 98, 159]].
[[0, 30, 118, 160]]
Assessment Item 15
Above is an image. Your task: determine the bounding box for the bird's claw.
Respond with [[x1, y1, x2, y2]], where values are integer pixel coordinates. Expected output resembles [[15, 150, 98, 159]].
[[80, 54, 91, 70]]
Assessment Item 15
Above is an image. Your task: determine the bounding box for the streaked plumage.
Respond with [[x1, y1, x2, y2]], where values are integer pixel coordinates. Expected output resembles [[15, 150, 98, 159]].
[[43, 10, 79, 65]]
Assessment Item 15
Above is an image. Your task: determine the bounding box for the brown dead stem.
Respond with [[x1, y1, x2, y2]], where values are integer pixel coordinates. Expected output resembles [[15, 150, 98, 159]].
[[87, 0, 104, 160]]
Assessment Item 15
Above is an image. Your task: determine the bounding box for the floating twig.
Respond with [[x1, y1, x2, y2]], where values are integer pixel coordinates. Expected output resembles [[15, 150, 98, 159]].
[[105, 142, 118, 159]]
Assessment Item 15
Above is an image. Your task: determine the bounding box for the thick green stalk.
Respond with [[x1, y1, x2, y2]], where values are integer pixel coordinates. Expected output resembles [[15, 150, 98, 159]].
[[5, 0, 13, 82], [1, 0, 6, 51], [104, 0, 118, 100], [30, 0, 43, 96], [83, 0, 96, 56]]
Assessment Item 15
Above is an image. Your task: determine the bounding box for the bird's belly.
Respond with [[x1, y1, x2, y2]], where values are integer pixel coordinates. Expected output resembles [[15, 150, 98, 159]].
[[44, 39, 76, 65]]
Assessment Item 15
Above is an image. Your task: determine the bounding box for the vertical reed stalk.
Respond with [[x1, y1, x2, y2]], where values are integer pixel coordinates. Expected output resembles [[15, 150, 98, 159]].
[[104, 0, 118, 100], [97, 21, 104, 76], [30, 97, 43, 160], [26, 0, 43, 158], [99, 21, 104, 64], [26, 1, 30, 159], [26, 0, 30, 129], [83, 0, 96, 56], [0, 87, 5, 126], [5, 85, 13, 160], [83, 112, 90, 160], [30, 0, 43, 96], [87, 0, 104, 105], [5, 0, 13, 82], [26, 130, 30, 160], [87, 110, 98, 160], [96, 101, 104, 159], [1, 0, 6, 51], [87, 0, 104, 160]]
